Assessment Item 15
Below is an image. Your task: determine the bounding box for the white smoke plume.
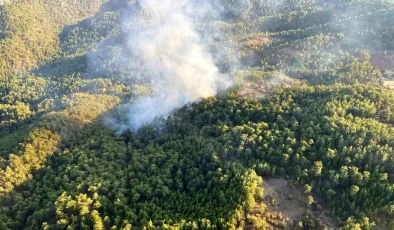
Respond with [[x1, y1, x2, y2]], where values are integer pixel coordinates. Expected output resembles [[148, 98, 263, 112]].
[[112, 0, 232, 131]]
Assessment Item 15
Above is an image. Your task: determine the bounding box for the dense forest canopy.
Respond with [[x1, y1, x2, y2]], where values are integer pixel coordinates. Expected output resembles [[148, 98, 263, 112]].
[[1, 0, 394, 229]]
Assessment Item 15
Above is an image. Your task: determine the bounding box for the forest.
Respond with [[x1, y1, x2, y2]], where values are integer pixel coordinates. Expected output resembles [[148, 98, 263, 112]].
[[1, 0, 394, 229]]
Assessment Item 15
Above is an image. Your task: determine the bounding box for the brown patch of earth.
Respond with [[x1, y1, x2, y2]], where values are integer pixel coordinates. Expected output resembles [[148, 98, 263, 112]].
[[239, 81, 270, 98], [371, 51, 394, 70], [243, 37, 271, 47], [370, 51, 394, 89], [261, 178, 340, 230], [239, 86, 269, 98], [239, 75, 298, 99], [384, 79, 394, 89]]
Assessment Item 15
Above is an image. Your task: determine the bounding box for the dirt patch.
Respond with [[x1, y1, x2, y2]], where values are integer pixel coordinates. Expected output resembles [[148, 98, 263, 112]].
[[370, 52, 394, 90], [243, 37, 271, 47], [371, 51, 394, 70], [239, 86, 269, 98], [262, 178, 339, 229], [238, 81, 270, 98], [239, 75, 298, 99], [384, 79, 394, 89]]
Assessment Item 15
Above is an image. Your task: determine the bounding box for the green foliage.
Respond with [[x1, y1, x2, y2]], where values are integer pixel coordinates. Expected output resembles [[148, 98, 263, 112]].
[[1, 0, 394, 229], [3, 85, 394, 228], [0, 3, 60, 81], [339, 217, 375, 230]]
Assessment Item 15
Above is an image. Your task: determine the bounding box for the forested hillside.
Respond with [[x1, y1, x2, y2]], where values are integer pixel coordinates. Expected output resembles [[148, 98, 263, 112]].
[[1, 0, 394, 229]]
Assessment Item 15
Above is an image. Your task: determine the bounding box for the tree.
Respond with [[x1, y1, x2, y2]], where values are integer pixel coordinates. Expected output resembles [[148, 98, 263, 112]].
[[313, 161, 323, 176]]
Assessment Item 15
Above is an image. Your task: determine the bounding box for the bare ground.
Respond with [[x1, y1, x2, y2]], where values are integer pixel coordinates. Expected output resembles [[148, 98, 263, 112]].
[[371, 51, 394, 89], [371, 51, 394, 70], [261, 178, 339, 230], [384, 80, 394, 89], [238, 81, 270, 98], [239, 86, 269, 98]]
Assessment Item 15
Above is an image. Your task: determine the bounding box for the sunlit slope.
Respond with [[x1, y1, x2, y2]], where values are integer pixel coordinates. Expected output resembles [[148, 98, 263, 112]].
[[0, 0, 109, 82]]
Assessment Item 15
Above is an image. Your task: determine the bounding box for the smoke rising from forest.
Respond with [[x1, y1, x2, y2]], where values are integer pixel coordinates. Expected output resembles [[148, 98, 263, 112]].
[[99, 0, 394, 132], [106, 0, 232, 132]]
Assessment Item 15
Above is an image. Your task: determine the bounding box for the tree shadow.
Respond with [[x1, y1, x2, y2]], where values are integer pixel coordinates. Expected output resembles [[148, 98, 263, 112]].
[[99, 0, 133, 12], [32, 55, 87, 79], [0, 113, 42, 163], [32, 0, 131, 79]]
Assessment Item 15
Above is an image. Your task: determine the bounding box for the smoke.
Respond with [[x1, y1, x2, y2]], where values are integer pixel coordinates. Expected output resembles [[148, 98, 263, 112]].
[[105, 0, 232, 132], [100, 0, 394, 132]]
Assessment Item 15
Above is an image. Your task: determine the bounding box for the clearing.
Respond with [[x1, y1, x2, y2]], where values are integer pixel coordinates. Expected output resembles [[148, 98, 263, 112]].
[[371, 51, 394, 89], [239, 81, 270, 98], [260, 178, 339, 229]]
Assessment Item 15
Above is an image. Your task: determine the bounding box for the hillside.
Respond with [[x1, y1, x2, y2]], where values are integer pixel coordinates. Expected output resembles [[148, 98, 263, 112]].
[[1, 0, 394, 229]]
